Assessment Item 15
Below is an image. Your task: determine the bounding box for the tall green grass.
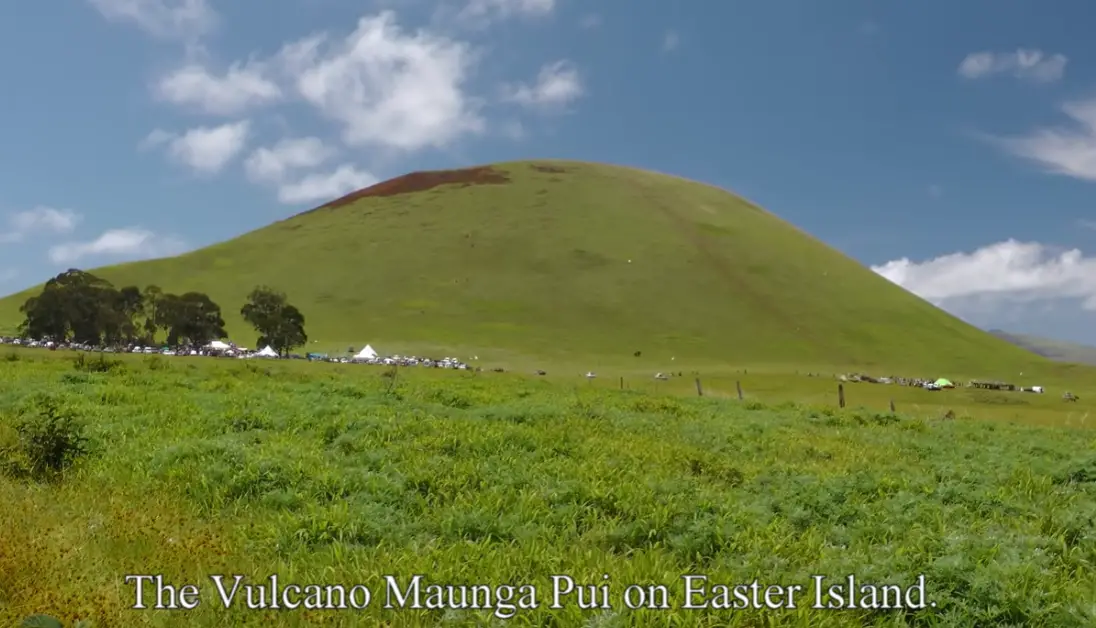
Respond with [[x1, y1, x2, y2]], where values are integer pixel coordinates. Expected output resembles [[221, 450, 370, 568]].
[[2, 352, 1095, 626]]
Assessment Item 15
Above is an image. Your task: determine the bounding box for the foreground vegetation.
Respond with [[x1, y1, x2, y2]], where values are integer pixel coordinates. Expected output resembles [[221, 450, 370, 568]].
[[2, 350, 1095, 627], [0, 161, 1048, 373]]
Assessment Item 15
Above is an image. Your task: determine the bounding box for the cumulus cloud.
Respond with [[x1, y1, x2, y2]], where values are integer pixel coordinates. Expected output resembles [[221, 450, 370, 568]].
[[281, 12, 484, 151], [244, 137, 334, 183], [155, 62, 282, 115], [49, 228, 188, 264], [499, 119, 526, 140], [0, 207, 81, 243], [276, 164, 378, 204], [243, 138, 360, 203], [994, 99, 1096, 181], [662, 30, 680, 52], [872, 239, 1096, 310], [504, 61, 583, 110], [452, 0, 554, 26], [103, 6, 584, 199], [143, 121, 251, 174], [579, 14, 601, 29], [957, 49, 1067, 83], [86, 0, 216, 41]]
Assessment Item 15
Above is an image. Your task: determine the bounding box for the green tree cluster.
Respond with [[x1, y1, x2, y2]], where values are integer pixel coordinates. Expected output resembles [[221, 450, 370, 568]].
[[18, 271, 310, 356], [18, 269, 228, 346], [240, 286, 308, 357]]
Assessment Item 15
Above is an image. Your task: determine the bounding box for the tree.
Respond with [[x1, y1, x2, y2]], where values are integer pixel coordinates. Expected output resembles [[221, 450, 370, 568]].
[[19, 269, 121, 344], [240, 286, 308, 357], [19, 273, 227, 348], [158, 292, 227, 346], [19, 290, 67, 341], [101, 285, 144, 344], [141, 285, 164, 343]]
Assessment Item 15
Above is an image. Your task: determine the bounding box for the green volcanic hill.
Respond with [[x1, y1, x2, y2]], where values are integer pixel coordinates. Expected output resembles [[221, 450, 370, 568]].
[[0, 160, 1048, 373]]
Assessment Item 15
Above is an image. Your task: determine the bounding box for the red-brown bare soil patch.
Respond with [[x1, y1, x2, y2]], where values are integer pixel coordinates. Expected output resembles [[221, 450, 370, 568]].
[[316, 167, 511, 211], [530, 163, 568, 174]]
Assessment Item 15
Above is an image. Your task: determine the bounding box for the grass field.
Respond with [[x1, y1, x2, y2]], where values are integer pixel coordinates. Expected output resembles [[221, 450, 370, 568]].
[[3, 349, 1096, 627], [0, 160, 1053, 375]]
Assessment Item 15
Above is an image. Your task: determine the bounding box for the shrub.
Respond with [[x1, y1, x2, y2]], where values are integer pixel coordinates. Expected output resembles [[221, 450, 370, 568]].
[[0, 398, 90, 481], [20, 615, 91, 628], [21, 616, 63, 628], [72, 353, 124, 374], [144, 354, 169, 371]]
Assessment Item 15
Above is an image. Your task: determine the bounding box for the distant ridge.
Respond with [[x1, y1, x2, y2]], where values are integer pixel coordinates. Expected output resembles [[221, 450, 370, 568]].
[[989, 329, 1096, 365]]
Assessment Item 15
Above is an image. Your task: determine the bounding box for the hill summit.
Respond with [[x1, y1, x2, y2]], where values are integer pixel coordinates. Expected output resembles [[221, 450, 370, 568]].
[[0, 160, 1042, 372]]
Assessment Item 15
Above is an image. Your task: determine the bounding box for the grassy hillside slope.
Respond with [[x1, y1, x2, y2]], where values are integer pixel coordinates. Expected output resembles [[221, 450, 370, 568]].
[[990, 329, 1096, 365], [0, 160, 1048, 374]]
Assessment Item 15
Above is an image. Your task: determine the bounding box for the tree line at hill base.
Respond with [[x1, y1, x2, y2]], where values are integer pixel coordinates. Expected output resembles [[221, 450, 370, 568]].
[[16, 269, 308, 356]]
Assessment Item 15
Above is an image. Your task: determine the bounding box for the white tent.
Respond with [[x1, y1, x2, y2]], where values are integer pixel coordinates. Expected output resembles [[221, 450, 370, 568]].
[[255, 345, 278, 358], [354, 344, 378, 360], [208, 340, 231, 350]]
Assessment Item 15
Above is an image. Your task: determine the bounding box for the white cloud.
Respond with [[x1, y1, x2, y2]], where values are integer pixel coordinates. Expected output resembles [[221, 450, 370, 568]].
[[995, 99, 1096, 181], [131, 8, 567, 199], [281, 12, 484, 151], [499, 120, 526, 140], [49, 228, 188, 264], [244, 137, 334, 183], [0, 207, 81, 243], [276, 164, 378, 204], [873, 239, 1096, 310], [155, 62, 282, 115], [456, 0, 554, 24], [86, 0, 216, 41], [504, 61, 583, 110], [662, 30, 680, 52], [579, 14, 601, 29], [139, 128, 175, 150], [144, 121, 251, 174], [957, 49, 1067, 83]]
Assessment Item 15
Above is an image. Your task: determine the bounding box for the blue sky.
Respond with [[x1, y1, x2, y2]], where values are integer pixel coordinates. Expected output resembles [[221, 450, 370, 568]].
[[3, 0, 1096, 342]]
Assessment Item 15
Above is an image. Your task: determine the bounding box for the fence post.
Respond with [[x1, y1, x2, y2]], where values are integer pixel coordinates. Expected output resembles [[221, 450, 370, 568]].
[[889, 399, 895, 413], [838, 384, 845, 408], [736, 380, 743, 400], [695, 378, 703, 397], [619, 376, 624, 390]]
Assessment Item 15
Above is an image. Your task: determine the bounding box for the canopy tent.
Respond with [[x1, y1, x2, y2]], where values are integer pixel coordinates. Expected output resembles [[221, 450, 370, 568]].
[[255, 345, 278, 358], [353, 344, 378, 360], [934, 378, 954, 389], [207, 340, 231, 350]]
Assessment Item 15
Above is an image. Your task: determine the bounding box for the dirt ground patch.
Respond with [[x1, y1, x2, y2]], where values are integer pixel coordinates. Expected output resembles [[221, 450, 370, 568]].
[[318, 167, 511, 210], [531, 163, 569, 174]]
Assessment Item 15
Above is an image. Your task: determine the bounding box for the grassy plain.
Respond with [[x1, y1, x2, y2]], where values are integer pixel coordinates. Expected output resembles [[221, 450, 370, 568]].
[[0, 160, 1051, 375], [2, 349, 1096, 627]]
